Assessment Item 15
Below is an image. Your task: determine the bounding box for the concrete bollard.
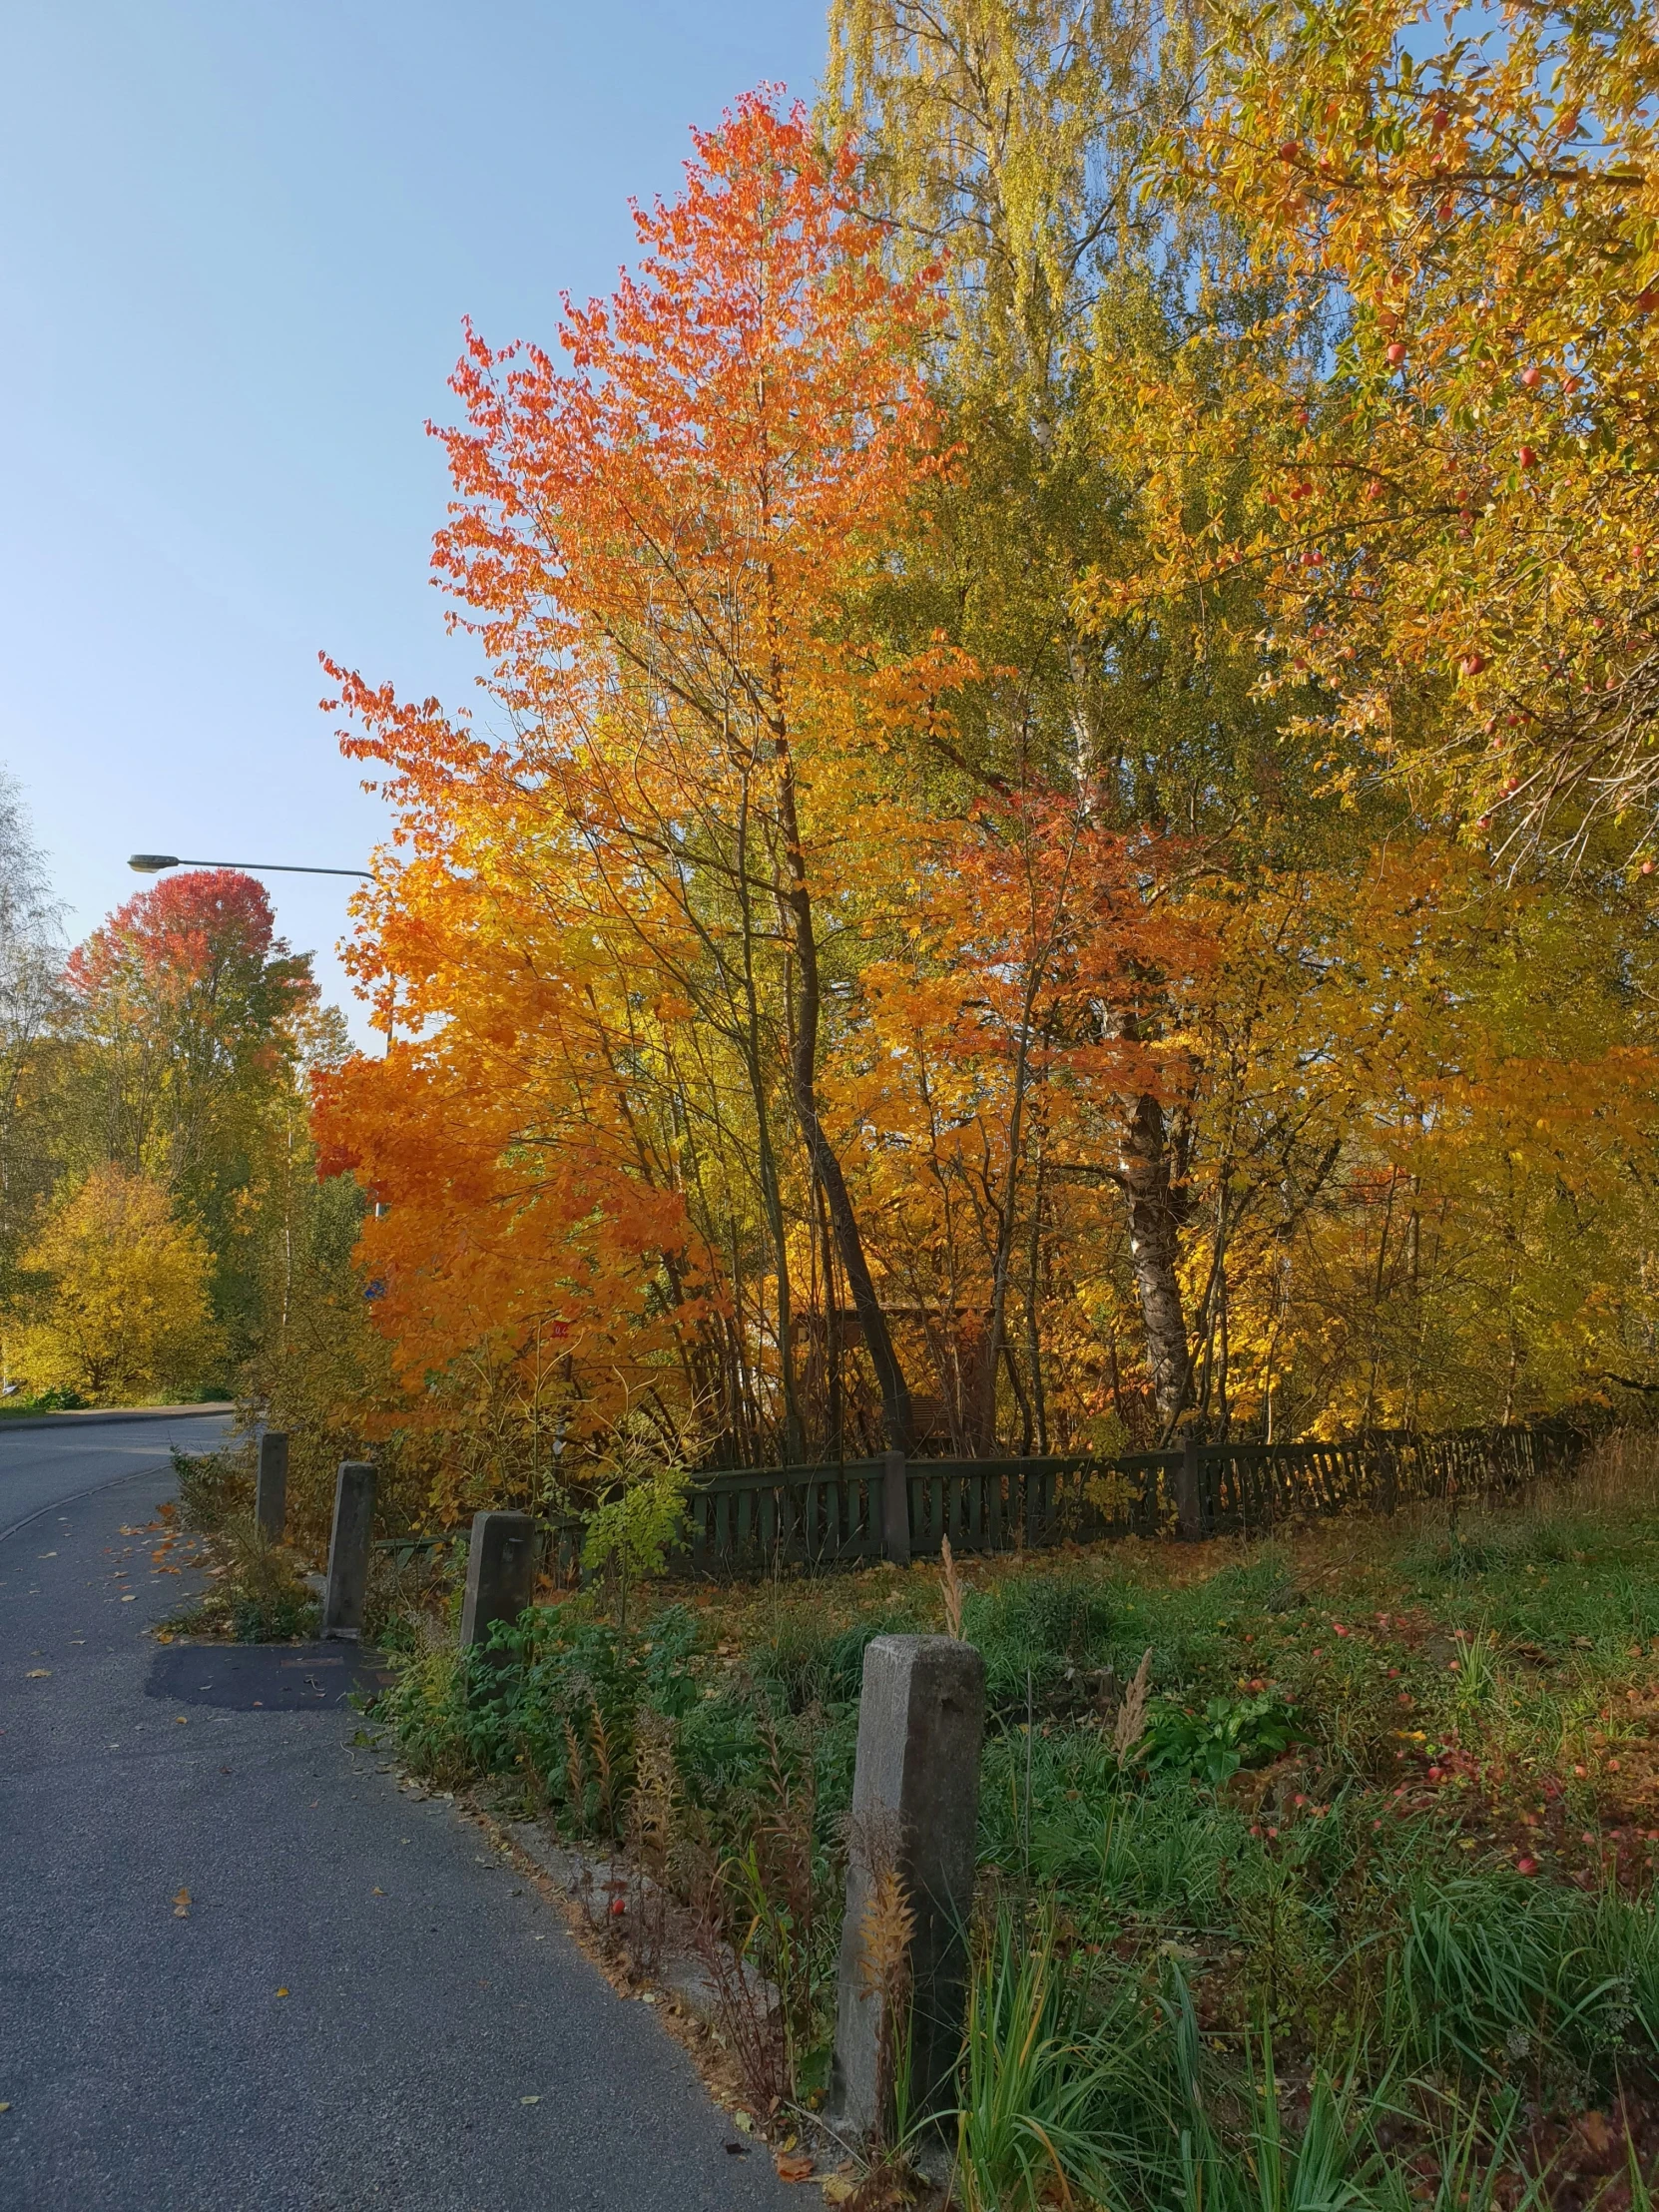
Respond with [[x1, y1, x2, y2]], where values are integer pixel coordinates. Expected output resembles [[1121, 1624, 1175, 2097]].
[[255, 1429, 288, 1542], [880, 1449, 911, 1566], [321, 1461, 375, 1640], [830, 1634, 985, 2144], [459, 1510, 537, 1669]]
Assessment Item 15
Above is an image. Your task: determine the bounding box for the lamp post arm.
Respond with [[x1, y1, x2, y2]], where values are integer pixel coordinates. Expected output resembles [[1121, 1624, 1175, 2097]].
[[128, 854, 371, 879]]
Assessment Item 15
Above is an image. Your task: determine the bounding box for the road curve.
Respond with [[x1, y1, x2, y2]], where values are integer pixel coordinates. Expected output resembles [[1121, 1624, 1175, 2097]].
[[0, 1408, 236, 1542]]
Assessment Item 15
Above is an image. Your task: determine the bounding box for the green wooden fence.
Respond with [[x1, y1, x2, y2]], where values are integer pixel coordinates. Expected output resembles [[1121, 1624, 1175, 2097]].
[[668, 1415, 1591, 1576], [372, 1412, 1596, 1582]]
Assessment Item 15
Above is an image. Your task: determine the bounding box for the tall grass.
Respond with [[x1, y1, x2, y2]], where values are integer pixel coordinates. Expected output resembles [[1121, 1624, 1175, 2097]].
[[952, 1914, 1138, 2209]]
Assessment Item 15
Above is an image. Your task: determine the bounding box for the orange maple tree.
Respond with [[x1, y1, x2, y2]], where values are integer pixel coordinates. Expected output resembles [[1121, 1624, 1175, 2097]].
[[316, 96, 981, 1483]]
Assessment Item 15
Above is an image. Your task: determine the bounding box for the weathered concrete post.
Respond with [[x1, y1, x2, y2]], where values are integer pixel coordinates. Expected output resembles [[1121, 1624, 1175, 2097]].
[[459, 1510, 537, 1670], [321, 1461, 375, 1640], [255, 1429, 288, 1542], [830, 1634, 985, 2145], [1176, 1437, 1205, 1541], [880, 1450, 911, 1567]]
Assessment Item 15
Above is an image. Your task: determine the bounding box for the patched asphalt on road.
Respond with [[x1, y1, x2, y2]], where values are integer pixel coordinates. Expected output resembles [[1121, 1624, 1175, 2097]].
[[146, 1639, 396, 1711], [0, 1442, 797, 2212]]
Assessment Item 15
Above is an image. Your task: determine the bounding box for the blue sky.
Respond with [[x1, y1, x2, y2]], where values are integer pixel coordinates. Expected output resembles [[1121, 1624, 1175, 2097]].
[[1, 0, 828, 1039]]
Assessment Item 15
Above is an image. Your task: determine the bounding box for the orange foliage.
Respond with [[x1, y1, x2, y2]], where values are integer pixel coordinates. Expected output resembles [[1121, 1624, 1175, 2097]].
[[833, 796, 1211, 1452], [313, 97, 992, 1484]]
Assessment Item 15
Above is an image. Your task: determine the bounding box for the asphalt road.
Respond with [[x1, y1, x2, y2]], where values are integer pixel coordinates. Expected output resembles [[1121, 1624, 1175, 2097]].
[[0, 1407, 235, 1539], [0, 1415, 796, 2212]]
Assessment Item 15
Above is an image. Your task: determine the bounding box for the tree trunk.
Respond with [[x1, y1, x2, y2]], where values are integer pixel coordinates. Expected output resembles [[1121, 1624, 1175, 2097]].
[[777, 766, 914, 1454], [1118, 1091, 1190, 1433]]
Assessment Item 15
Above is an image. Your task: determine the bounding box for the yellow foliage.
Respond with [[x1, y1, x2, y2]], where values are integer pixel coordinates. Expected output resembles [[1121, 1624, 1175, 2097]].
[[1113, 0, 1659, 860], [9, 1166, 221, 1406]]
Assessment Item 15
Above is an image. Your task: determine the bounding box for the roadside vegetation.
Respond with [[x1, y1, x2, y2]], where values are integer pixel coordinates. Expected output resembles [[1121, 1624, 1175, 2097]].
[[159, 1441, 319, 1645], [364, 1434, 1659, 2208]]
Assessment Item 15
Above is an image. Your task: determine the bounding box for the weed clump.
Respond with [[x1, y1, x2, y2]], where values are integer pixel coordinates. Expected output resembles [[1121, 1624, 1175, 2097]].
[[165, 1442, 316, 1641], [170, 1440, 254, 1532]]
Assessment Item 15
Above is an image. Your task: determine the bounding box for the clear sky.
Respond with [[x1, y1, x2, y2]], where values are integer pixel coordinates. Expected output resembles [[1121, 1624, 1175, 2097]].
[[1, 0, 829, 1040]]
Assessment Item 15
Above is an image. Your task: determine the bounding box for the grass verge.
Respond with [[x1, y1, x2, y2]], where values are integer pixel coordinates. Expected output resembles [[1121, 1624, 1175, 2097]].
[[373, 1430, 1659, 2206]]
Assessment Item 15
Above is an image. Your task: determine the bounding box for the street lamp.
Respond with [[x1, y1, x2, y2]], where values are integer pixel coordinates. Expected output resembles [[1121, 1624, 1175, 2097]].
[[128, 853, 371, 879]]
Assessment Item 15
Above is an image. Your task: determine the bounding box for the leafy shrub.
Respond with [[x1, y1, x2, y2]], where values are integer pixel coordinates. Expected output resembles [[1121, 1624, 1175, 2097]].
[[1140, 1691, 1303, 1785], [381, 1602, 707, 1836], [7, 1385, 88, 1411], [581, 1463, 691, 1629], [371, 1636, 476, 1788]]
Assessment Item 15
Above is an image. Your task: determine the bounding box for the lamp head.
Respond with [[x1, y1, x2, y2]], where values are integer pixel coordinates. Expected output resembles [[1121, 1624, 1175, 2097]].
[[127, 854, 180, 873]]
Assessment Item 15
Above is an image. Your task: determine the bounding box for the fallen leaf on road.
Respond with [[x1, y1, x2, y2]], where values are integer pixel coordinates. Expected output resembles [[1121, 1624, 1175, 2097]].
[[174, 1716, 189, 1726], [121, 1595, 136, 1603], [173, 1889, 191, 1918], [776, 2152, 816, 2182], [820, 2176, 857, 2205], [520, 2094, 541, 2105], [25, 1670, 50, 1680], [37, 1552, 56, 1559], [732, 2110, 755, 2134], [371, 1887, 385, 1897], [276, 1987, 288, 1998]]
